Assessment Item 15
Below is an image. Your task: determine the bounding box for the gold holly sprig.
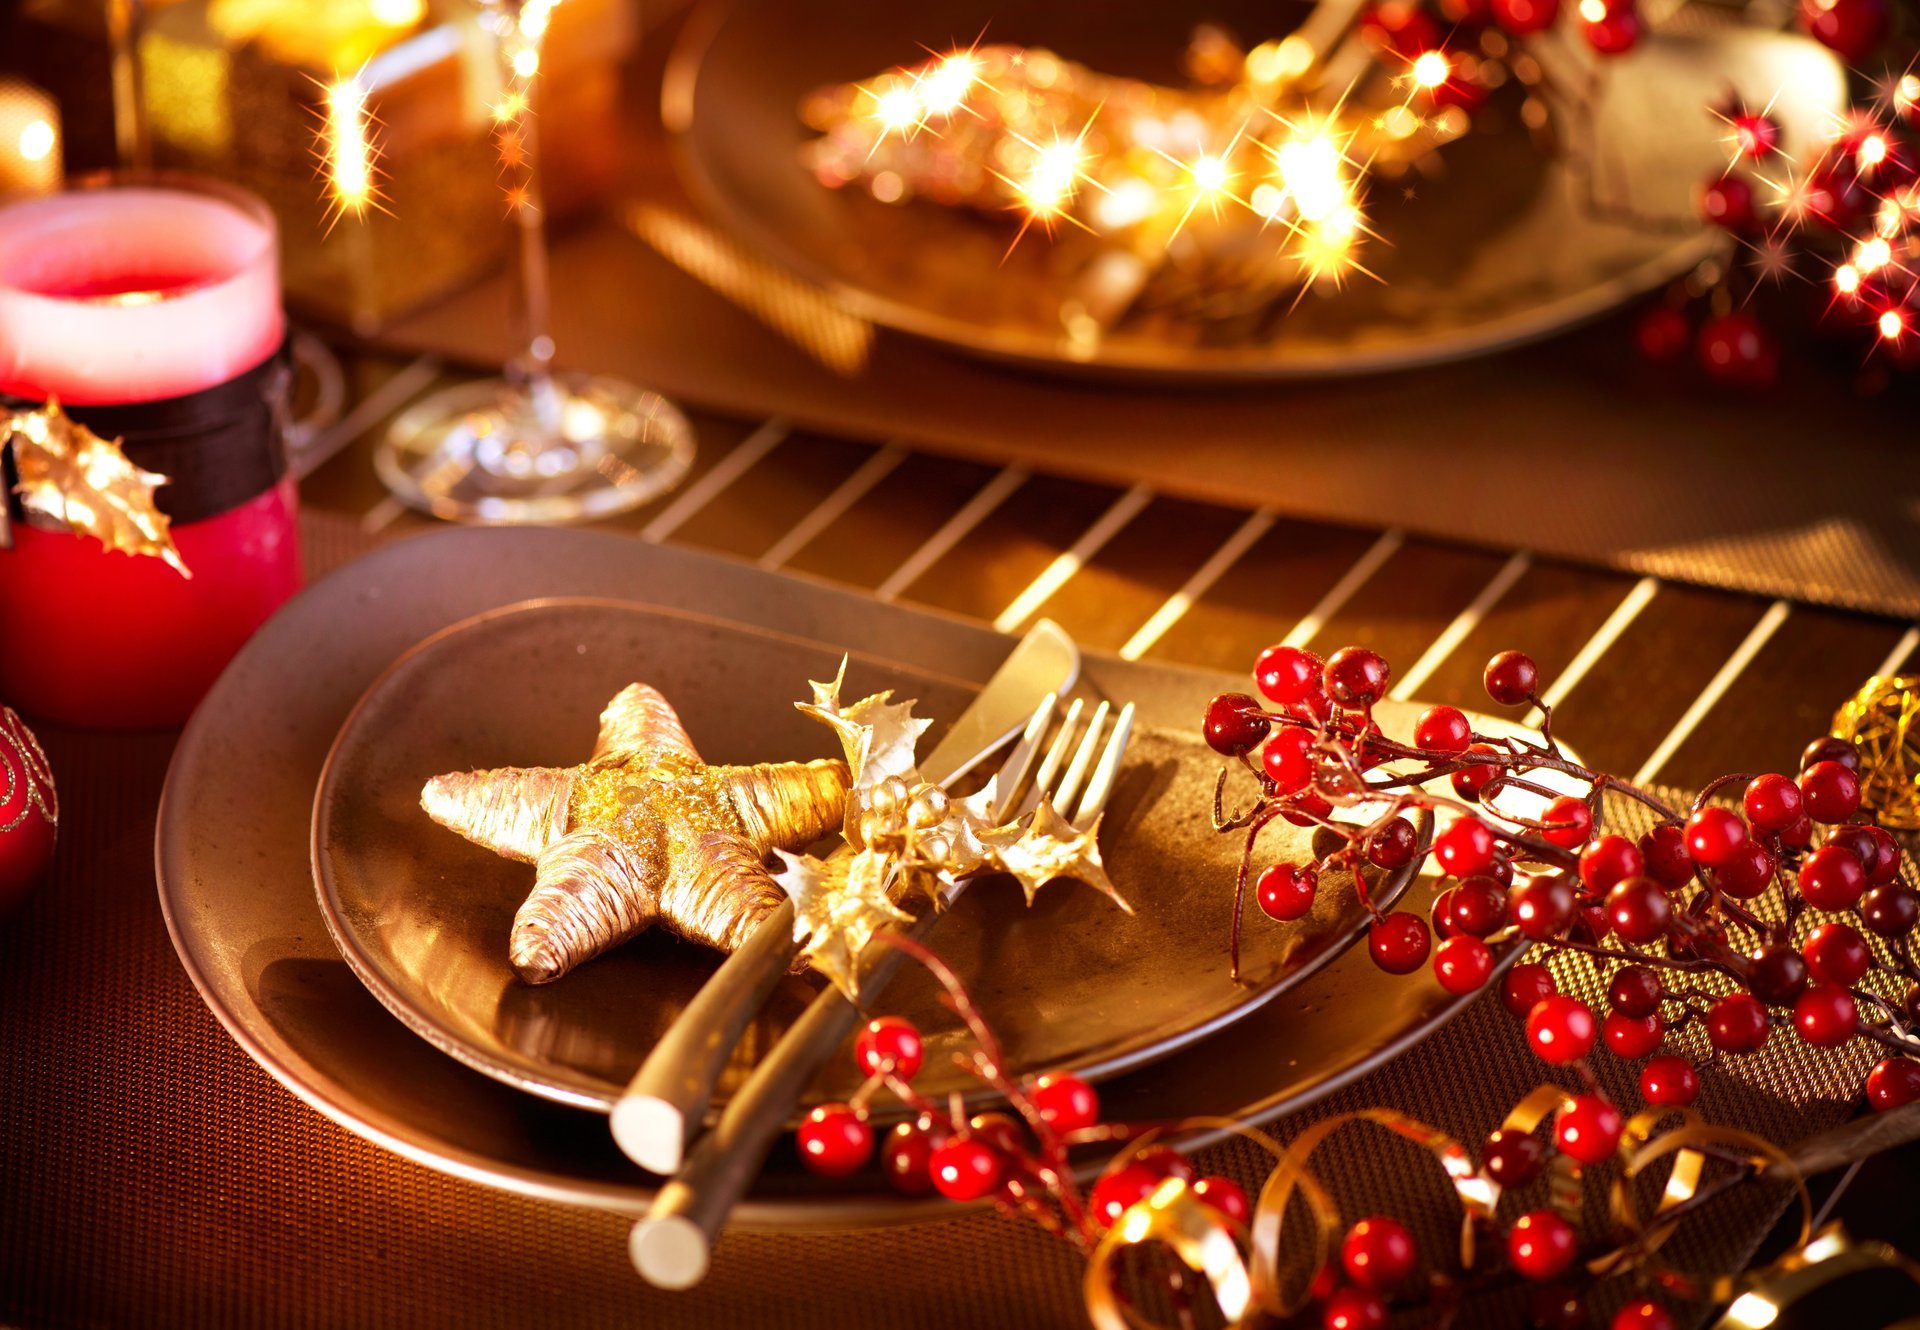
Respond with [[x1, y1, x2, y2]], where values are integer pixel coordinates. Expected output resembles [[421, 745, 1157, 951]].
[[775, 662, 1129, 1000], [4, 399, 189, 576]]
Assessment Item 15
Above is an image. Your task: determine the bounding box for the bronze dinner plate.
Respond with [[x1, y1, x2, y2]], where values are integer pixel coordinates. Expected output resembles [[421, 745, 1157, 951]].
[[313, 597, 1418, 1114], [161, 527, 1513, 1225], [665, 0, 1844, 380]]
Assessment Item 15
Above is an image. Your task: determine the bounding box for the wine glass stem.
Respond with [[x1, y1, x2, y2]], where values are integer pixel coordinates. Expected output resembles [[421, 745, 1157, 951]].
[[497, 10, 563, 436]]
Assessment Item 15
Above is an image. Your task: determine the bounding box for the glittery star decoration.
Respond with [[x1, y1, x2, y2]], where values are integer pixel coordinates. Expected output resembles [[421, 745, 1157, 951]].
[[5, 398, 188, 576], [422, 683, 850, 983], [776, 663, 1130, 1000], [1832, 674, 1920, 830]]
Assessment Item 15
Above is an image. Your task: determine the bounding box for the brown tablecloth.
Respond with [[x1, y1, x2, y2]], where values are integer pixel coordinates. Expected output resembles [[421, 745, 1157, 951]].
[[0, 511, 1876, 1330]]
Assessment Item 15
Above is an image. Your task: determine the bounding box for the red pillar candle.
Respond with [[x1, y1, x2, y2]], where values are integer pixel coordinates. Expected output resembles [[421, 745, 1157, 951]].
[[0, 174, 302, 727]]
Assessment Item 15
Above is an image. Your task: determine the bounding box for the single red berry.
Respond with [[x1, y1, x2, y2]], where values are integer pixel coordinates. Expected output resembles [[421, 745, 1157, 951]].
[[1431, 887, 1465, 940], [1262, 726, 1315, 794], [1191, 1175, 1250, 1224], [965, 1111, 1026, 1157], [881, 1118, 950, 1195], [1492, 0, 1559, 32], [1511, 876, 1576, 940], [797, 1104, 874, 1178], [1434, 935, 1495, 994], [1322, 1285, 1389, 1330], [1707, 992, 1771, 1053], [1746, 944, 1810, 1006], [1555, 1093, 1624, 1164], [1779, 813, 1814, 850], [1608, 965, 1662, 1018], [1580, 835, 1644, 893], [1581, 3, 1639, 53], [1867, 1058, 1920, 1112], [1484, 1128, 1545, 1186], [1089, 1161, 1160, 1228], [929, 1136, 1003, 1201], [1731, 112, 1779, 157], [1606, 877, 1673, 944], [1716, 840, 1775, 900], [1861, 826, 1902, 885], [1325, 647, 1391, 708], [1614, 1297, 1677, 1330], [1825, 825, 1879, 869], [1508, 1211, 1578, 1280], [1798, 843, 1866, 911], [1342, 1216, 1418, 1290], [1685, 807, 1750, 868], [1453, 744, 1502, 800], [1800, 761, 1862, 824], [1640, 1054, 1701, 1106], [1370, 911, 1432, 974], [1805, 922, 1871, 986], [1640, 824, 1695, 888], [1367, 817, 1418, 870], [1636, 305, 1692, 362], [1571, 901, 1611, 945], [1503, 963, 1557, 1017], [1540, 796, 1593, 850], [1258, 862, 1319, 922], [1700, 175, 1756, 231], [1484, 650, 1540, 706], [1204, 693, 1270, 757], [855, 1016, 924, 1081], [1030, 1072, 1100, 1134], [1802, 736, 1861, 774], [1797, 0, 1887, 60], [1282, 790, 1334, 828], [1449, 876, 1509, 937], [1486, 852, 1515, 888], [1603, 1011, 1663, 1059], [1696, 310, 1779, 388], [1135, 1146, 1195, 1181], [1862, 885, 1920, 938], [1435, 817, 1497, 878], [1794, 983, 1858, 1047], [1255, 644, 1323, 705], [1743, 773, 1804, 832], [1527, 995, 1597, 1064], [1361, 0, 1443, 54], [1415, 704, 1473, 754]]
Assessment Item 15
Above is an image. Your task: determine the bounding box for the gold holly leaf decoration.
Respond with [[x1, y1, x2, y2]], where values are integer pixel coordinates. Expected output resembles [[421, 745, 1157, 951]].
[[6, 399, 189, 577], [773, 846, 914, 1000], [980, 797, 1130, 911]]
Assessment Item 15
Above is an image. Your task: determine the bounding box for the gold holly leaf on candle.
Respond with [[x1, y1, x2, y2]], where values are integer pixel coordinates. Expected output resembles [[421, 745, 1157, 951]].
[[422, 683, 850, 983], [5, 398, 189, 577]]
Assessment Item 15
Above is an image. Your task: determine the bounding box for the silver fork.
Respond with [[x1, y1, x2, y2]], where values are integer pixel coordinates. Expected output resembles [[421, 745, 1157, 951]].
[[628, 691, 1135, 1289]]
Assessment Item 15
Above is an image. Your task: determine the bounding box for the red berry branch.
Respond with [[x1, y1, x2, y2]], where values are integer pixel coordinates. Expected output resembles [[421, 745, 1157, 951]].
[[1204, 641, 1920, 1121]]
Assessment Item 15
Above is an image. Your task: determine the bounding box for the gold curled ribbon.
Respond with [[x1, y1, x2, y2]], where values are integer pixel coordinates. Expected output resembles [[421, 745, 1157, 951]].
[[1248, 1106, 1497, 1317], [1084, 1177, 1255, 1330], [1707, 1223, 1920, 1329]]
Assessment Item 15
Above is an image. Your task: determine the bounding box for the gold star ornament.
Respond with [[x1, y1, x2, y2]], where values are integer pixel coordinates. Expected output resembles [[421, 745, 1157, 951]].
[[5, 398, 188, 576], [422, 683, 850, 983]]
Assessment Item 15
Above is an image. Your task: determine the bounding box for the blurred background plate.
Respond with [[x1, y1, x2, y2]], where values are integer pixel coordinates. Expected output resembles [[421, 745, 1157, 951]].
[[665, 0, 1842, 379], [160, 527, 1501, 1225]]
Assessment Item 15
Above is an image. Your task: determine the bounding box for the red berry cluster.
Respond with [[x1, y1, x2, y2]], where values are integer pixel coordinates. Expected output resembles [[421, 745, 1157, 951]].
[[1640, 31, 1919, 388], [1206, 642, 1920, 1126], [789, 938, 1248, 1250]]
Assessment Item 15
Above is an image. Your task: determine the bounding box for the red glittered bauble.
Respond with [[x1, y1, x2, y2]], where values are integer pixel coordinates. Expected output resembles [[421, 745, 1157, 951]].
[[1796, 0, 1887, 61], [0, 706, 57, 913]]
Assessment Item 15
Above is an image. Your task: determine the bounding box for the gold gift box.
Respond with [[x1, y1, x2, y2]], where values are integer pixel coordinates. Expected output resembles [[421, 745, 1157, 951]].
[[21, 0, 633, 331]]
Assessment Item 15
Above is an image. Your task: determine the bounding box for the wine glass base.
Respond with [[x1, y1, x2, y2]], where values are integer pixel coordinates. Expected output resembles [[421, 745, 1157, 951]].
[[374, 373, 696, 525]]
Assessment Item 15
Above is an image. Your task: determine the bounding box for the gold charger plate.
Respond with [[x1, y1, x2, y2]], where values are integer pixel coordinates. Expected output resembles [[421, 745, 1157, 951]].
[[664, 0, 1844, 380], [160, 527, 1516, 1224], [312, 597, 1421, 1115]]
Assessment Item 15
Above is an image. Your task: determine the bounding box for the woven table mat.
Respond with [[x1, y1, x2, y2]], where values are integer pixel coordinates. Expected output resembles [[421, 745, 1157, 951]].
[[0, 514, 1872, 1330]]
